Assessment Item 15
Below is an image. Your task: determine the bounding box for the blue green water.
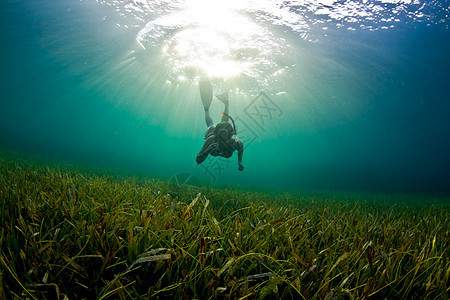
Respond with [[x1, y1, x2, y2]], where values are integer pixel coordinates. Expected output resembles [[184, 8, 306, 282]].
[[1, 0, 449, 194]]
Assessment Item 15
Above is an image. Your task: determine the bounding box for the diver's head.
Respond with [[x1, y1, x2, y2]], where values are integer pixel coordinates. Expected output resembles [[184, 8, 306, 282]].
[[215, 122, 234, 144]]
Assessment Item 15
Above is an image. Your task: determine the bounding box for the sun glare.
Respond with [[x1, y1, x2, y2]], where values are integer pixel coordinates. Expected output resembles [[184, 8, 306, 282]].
[[166, 0, 253, 79], [134, 0, 289, 86]]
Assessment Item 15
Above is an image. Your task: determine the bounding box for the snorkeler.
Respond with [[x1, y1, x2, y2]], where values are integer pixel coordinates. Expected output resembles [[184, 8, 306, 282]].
[[196, 80, 245, 171]]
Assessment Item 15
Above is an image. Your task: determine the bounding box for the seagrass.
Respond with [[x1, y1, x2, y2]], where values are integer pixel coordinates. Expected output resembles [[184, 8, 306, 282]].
[[0, 153, 448, 299]]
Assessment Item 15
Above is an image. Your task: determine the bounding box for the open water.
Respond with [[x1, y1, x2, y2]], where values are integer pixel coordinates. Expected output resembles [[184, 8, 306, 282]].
[[1, 0, 449, 194]]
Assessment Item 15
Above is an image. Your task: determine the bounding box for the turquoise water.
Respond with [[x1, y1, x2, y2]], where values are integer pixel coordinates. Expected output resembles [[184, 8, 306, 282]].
[[1, 0, 449, 194]]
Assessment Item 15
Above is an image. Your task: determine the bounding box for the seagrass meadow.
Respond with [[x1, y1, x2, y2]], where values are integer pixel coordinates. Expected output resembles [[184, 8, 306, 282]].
[[0, 154, 448, 299]]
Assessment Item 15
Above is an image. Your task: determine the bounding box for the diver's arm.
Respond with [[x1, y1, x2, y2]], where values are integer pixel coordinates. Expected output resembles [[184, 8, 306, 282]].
[[237, 140, 244, 171], [196, 137, 216, 164]]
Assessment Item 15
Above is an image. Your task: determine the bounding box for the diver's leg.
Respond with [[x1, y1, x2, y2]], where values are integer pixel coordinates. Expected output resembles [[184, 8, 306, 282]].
[[221, 102, 229, 122], [216, 91, 229, 122], [200, 80, 214, 127], [204, 108, 214, 127]]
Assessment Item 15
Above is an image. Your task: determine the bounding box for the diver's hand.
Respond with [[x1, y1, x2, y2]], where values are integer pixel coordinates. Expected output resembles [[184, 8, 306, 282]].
[[238, 163, 245, 171]]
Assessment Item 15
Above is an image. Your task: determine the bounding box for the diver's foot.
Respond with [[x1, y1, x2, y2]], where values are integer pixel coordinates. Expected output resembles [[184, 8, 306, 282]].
[[199, 80, 213, 109], [216, 91, 229, 104]]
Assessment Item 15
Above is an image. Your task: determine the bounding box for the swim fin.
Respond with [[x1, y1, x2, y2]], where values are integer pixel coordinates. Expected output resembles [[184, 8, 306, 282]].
[[199, 80, 213, 109], [216, 91, 229, 104]]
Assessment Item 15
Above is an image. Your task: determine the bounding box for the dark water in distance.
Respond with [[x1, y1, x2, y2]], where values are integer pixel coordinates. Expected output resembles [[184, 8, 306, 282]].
[[1, 0, 449, 195]]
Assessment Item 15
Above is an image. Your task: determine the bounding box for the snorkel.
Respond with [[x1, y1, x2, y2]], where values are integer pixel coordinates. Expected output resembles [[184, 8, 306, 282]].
[[221, 112, 237, 135]]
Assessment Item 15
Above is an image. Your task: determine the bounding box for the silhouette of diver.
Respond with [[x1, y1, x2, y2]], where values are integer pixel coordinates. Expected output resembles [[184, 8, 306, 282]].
[[196, 80, 245, 171]]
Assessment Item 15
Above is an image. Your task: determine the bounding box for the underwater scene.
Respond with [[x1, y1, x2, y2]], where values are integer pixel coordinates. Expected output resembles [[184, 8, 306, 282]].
[[1, 0, 449, 298]]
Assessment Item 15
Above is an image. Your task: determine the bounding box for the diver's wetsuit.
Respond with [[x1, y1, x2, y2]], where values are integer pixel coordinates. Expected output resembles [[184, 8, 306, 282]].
[[196, 124, 244, 169]]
